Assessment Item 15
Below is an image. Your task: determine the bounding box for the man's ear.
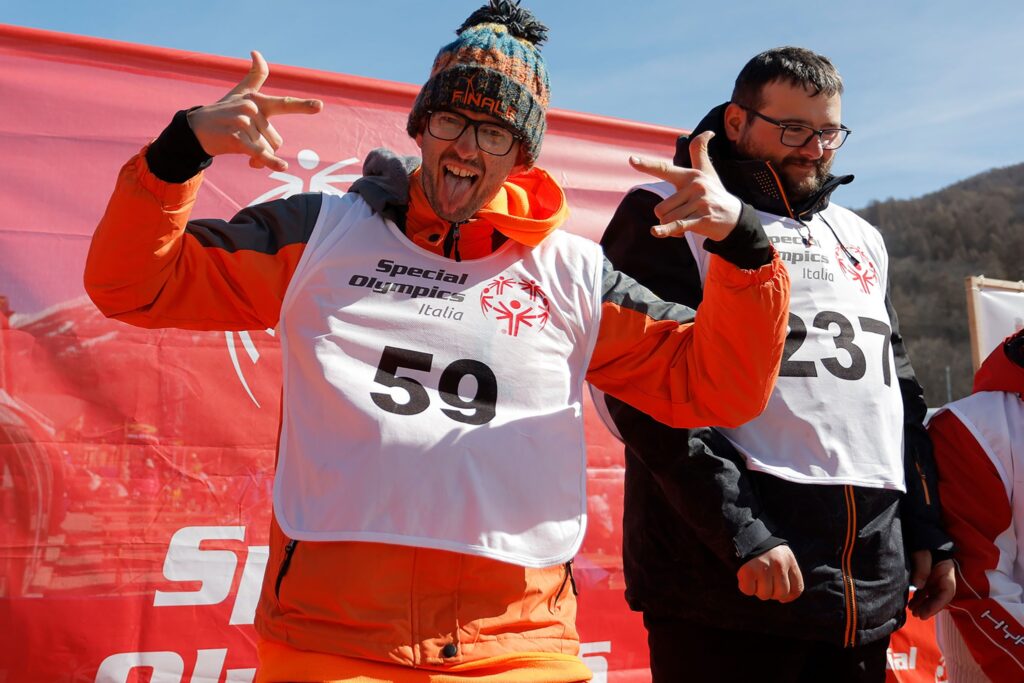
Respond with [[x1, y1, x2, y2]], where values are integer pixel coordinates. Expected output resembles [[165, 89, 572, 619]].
[[414, 131, 424, 150], [723, 103, 746, 143], [511, 145, 531, 176]]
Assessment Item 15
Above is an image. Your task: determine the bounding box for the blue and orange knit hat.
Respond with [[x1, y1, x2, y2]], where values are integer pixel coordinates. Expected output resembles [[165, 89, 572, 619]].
[[406, 0, 550, 166]]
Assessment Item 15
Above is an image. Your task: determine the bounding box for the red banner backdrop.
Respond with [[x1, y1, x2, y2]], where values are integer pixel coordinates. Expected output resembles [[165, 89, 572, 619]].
[[0, 25, 941, 683]]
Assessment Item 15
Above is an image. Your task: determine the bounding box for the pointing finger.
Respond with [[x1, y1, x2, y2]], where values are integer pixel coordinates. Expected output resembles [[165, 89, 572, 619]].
[[252, 92, 324, 118], [227, 51, 270, 98], [629, 155, 699, 189]]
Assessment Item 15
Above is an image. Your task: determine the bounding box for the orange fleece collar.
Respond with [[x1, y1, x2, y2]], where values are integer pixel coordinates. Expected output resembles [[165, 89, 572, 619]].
[[406, 166, 568, 256]]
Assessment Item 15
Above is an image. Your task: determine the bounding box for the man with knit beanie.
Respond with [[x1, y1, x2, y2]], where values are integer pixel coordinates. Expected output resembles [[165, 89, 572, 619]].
[[84, 2, 790, 681]]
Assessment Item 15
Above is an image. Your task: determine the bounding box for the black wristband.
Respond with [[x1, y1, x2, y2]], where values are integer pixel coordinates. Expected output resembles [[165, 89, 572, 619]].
[[145, 107, 214, 183], [703, 203, 773, 269]]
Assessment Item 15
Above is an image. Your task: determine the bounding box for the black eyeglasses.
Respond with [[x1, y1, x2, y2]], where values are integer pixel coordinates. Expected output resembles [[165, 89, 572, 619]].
[[426, 110, 520, 156], [735, 103, 851, 150]]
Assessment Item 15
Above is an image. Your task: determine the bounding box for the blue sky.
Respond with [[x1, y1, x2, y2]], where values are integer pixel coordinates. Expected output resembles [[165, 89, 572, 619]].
[[5, 0, 1022, 208]]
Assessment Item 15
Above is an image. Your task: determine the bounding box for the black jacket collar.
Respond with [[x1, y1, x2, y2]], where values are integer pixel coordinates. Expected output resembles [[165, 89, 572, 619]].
[[673, 103, 853, 221]]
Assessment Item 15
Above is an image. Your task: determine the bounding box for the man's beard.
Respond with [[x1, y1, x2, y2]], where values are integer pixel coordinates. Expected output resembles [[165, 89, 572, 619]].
[[774, 156, 832, 203], [735, 137, 832, 203]]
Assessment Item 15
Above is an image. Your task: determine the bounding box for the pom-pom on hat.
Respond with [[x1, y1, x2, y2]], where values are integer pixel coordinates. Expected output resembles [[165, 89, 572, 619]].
[[407, 0, 550, 166]]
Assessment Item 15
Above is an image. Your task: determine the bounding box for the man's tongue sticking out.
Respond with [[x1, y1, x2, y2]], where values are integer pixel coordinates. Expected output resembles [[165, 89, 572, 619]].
[[443, 162, 478, 212]]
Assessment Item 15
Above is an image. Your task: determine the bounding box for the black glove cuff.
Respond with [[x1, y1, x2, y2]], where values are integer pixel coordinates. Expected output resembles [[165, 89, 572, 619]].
[[703, 203, 773, 269], [145, 107, 214, 183]]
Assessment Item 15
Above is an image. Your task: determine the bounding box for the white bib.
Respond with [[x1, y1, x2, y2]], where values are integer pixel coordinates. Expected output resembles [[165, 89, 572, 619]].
[[644, 182, 906, 489], [274, 193, 604, 567]]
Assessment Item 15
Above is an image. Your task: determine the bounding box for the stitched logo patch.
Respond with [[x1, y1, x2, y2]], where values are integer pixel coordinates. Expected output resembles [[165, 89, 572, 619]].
[[451, 74, 517, 119]]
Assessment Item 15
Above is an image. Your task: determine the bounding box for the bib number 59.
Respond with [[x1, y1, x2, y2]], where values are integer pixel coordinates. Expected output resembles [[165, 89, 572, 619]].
[[370, 346, 497, 425]]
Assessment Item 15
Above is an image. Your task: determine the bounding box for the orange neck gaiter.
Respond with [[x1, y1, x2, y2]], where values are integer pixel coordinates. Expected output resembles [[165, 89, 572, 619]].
[[405, 166, 568, 260]]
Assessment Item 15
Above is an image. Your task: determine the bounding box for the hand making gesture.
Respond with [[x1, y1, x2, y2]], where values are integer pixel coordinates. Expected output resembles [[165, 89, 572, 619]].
[[186, 51, 323, 171], [630, 131, 742, 242]]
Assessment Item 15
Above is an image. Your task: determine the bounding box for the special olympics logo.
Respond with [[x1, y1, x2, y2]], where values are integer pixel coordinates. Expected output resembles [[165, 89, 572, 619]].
[[835, 245, 879, 294], [480, 276, 551, 337]]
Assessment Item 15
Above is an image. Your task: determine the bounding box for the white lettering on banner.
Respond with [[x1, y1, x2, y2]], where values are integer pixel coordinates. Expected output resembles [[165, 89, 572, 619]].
[[153, 526, 268, 622], [96, 652, 183, 683], [229, 545, 269, 625], [96, 529, 269, 682], [885, 646, 918, 671], [579, 641, 611, 683], [154, 526, 246, 607], [95, 649, 255, 683]]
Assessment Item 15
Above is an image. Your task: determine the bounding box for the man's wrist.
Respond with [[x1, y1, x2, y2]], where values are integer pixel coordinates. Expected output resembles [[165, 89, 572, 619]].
[[703, 202, 773, 269], [145, 107, 214, 183]]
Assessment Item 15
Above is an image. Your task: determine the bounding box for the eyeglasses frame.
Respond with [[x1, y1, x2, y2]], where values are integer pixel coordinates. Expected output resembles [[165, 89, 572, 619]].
[[425, 110, 521, 157], [733, 103, 852, 150]]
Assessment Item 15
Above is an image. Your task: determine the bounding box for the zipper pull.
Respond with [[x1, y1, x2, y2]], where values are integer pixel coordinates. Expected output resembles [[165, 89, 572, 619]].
[[443, 221, 464, 262], [452, 223, 462, 263]]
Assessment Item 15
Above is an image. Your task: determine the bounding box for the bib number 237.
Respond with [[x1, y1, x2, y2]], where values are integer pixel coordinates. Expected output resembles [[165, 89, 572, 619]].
[[781, 311, 893, 385], [370, 346, 497, 425]]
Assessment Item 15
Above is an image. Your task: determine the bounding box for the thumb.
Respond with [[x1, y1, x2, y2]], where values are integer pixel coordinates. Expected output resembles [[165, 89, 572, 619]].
[[688, 130, 720, 180], [226, 50, 269, 98]]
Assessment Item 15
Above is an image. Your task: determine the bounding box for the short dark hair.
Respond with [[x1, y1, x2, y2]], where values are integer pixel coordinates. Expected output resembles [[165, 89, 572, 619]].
[[731, 47, 844, 111]]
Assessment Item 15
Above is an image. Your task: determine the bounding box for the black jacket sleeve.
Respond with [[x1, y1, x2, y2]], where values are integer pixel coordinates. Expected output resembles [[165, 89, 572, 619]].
[[887, 291, 955, 560], [600, 187, 783, 569]]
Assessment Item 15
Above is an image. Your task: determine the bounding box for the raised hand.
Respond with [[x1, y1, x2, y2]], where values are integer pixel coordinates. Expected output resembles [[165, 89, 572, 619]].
[[629, 131, 742, 241], [186, 51, 323, 171], [736, 544, 805, 603]]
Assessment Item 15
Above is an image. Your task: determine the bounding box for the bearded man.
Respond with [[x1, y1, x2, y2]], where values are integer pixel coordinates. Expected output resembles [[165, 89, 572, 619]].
[[597, 46, 954, 682]]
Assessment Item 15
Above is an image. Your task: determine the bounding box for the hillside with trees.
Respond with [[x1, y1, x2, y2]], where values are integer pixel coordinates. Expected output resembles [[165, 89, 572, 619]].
[[855, 162, 1024, 406]]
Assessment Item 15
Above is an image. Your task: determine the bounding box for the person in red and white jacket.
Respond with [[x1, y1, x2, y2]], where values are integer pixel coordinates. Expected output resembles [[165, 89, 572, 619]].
[[932, 328, 1024, 682]]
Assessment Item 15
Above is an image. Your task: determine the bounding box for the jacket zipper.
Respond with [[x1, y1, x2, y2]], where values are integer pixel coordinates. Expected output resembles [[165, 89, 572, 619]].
[[274, 539, 299, 600], [552, 560, 577, 609], [914, 461, 932, 505], [763, 162, 814, 247], [841, 485, 858, 647], [442, 221, 464, 262]]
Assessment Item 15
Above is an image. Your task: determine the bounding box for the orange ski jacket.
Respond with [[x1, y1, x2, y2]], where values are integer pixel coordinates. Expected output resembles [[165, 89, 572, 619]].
[[84, 113, 789, 681]]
